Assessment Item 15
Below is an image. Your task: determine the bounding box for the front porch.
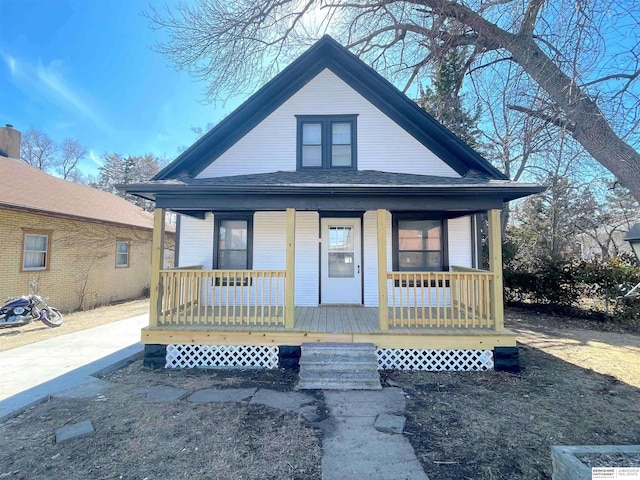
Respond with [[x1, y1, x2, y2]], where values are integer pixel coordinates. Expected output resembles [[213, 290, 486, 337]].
[[143, 305, 516, 349], [145, 206, 513, 351]]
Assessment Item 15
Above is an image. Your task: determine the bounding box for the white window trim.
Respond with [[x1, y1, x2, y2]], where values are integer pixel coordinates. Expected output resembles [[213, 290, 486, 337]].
[[22, 231, 50, 271], [116, 240, 130, 268]]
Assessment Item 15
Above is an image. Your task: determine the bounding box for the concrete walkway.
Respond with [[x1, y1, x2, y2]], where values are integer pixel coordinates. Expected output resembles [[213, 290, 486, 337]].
[[322, 388, 429, 480], [0, 314, 147, 420]]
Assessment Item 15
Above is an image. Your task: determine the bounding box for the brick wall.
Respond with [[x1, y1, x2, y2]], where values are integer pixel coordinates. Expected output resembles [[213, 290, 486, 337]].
[[0, 208, 155, 312]]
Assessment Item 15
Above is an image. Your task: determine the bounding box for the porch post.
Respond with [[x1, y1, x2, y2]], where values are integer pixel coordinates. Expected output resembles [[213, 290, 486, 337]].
[[149, 208, 165, 328], [488, 209, 504, 331], [377, 209, 389, 330], [285, 208, 296, 329]]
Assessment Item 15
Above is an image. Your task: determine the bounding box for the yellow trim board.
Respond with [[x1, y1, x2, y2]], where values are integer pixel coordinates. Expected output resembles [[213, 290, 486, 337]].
[[142, 327, 517, 349]]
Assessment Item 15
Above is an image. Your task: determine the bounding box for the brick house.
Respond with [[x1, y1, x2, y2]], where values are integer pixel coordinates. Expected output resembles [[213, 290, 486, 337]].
[[0, 126, 174, 312]]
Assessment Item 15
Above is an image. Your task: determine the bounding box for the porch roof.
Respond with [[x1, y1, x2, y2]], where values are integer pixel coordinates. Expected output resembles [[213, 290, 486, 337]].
[[122, 169, 544, 213]]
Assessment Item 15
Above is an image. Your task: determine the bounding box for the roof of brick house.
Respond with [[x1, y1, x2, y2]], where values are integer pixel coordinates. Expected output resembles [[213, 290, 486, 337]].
[[0, 155, 174, 232]]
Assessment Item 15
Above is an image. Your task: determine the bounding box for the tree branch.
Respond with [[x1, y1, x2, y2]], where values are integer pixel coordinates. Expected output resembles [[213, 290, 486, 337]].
[[507, 104, 576, 132], [520, 0, 546, 37]]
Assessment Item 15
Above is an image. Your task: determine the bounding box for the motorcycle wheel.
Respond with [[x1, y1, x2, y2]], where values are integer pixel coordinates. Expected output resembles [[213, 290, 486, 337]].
[[41, 308, 63, 327]]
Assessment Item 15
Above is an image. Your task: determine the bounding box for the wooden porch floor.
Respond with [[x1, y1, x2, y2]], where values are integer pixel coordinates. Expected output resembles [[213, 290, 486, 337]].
[[145, 306, 516, 349]]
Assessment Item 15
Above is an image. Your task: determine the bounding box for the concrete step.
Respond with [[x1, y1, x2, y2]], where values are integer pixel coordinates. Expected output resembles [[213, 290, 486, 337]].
[[297, 380, 383, 390], [299, 354, 378, 367], [299, 364, 379, 375], [301, 342, 376, 353], [297, 342, 381, 391], [299, 370, 380, 381]]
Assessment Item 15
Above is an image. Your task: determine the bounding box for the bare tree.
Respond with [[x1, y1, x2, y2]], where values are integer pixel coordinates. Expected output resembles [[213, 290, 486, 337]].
[[146, 0, 640, 199], [20, 128, 58, 171], [58, 138, 88, 180], [572, 184, 639, 260]]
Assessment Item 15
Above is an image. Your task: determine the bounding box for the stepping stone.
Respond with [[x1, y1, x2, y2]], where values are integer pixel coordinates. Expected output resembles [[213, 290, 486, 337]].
[[324, 388, 406, 417], [186, 388, 256, 403], [55, 420, 94, 444], [54, 378, 116, 399], [250, 389, 315, 412], [374, 413, 406, 435], [297, 405, 320, 423], [135, 385, 186, 402]]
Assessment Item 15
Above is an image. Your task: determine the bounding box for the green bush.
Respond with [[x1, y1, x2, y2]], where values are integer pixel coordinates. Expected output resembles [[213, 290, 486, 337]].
[[504, 253, 640, 321]]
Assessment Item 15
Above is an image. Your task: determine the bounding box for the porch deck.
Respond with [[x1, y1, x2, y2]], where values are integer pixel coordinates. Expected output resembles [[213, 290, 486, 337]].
[[143, 306, 516, 349]]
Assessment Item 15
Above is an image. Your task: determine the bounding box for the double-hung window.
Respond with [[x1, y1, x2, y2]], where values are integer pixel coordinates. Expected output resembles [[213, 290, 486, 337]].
[[213, 215, 253, 270], [213, 215, 253, 286], [297, 115, 357, 169], [116, 240, 130, 268], [393, 216, 448, 272], [22, 230, 51, 271]]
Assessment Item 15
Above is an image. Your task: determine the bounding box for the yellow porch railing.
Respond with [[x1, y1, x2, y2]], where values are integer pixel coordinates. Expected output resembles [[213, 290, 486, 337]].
[[158, 269, 286, 326], [387, 269, 495, 328]]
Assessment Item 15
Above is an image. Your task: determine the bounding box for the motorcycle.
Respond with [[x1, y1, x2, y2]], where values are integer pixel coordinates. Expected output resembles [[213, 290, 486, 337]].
[[0, 293, 63, 328]]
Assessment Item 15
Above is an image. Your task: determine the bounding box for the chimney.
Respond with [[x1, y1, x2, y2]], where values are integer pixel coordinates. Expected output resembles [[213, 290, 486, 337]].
[[0, 124, 21, 159]]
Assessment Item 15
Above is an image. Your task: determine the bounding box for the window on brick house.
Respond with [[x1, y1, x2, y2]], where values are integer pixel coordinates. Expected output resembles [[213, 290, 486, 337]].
[[116, 240, 130, 268], [22, 231, 51, 271]]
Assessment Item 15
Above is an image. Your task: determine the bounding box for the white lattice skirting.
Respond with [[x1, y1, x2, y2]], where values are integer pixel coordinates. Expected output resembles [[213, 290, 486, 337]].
[[166, 345, 279, 369], [377, 349, 494, 371]]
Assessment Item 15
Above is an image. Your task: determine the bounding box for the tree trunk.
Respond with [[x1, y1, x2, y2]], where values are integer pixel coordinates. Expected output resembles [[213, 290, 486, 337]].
[[419, 0, 640, 200], [506, 38, 640, 201]]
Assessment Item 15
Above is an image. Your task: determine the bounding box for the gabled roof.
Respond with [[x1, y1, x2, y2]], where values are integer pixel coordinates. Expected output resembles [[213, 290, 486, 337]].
[[154, 35, 507, 181], [0, 156, 173, 231]]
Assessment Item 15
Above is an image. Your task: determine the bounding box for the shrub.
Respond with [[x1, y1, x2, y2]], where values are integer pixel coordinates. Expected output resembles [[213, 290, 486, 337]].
[[504, 253, 640, 321]]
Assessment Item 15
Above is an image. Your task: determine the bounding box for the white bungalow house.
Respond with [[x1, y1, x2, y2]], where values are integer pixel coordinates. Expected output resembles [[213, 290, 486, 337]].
[[123, 36, 543, 373]]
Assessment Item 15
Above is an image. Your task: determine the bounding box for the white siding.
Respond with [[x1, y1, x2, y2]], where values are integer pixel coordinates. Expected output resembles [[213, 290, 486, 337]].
[[197, 69, 459, 179], [177, 213, 214, 268], [294, 211, 320, 306], [447, 216, 472, 268], [253, 212, 286, 270]]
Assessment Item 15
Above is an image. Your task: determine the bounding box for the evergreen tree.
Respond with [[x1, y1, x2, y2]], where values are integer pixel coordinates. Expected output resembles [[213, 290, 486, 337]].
[[417, 48, 480, 149], [94, 153, 165, 211]]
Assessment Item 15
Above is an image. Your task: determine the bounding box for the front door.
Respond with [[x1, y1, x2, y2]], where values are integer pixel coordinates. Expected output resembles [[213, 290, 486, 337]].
[[321, 218, 362, 304]]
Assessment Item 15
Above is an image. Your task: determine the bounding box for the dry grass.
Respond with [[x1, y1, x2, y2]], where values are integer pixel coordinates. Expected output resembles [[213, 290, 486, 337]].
[[389, 308, 640, 480], [0, 299, 149, 352], [0, 364, 322, 480], [507, 308, 640, 388]]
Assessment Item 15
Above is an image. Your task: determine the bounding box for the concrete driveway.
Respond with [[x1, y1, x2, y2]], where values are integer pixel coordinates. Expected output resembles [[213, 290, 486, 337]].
[[0, 314, 148, 420]]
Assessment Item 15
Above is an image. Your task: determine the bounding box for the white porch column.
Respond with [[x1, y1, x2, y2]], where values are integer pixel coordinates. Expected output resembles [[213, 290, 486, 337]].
[[488, 209, 504, 330], [285, 208, 296, 329], [377, 209, 389, 330], [149, 208, 165, 328]]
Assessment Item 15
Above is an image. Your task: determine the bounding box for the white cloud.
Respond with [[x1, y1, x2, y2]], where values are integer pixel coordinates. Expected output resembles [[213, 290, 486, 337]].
[[88, 150, 103, 168], [3, 53, 114, 136], [3, 54, 16, 75]]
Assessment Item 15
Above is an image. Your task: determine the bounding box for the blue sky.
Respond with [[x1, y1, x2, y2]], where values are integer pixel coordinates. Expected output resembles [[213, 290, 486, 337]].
[[0, 0, 241, 175]]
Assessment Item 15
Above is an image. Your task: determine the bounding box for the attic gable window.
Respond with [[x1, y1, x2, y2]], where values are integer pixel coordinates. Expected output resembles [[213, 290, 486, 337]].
[[297, 115, 357, 170]]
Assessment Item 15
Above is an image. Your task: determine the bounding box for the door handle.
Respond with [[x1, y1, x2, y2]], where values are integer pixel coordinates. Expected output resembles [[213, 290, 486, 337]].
[[357, 265, 360, 274]]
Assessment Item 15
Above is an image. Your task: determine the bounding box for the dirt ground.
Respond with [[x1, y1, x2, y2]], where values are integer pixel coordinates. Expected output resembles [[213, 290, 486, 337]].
[[0, 299, 149, 352], [0, 366, 323, 480], [386, 308, 640, 480], [1, 307, 639, 480]]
